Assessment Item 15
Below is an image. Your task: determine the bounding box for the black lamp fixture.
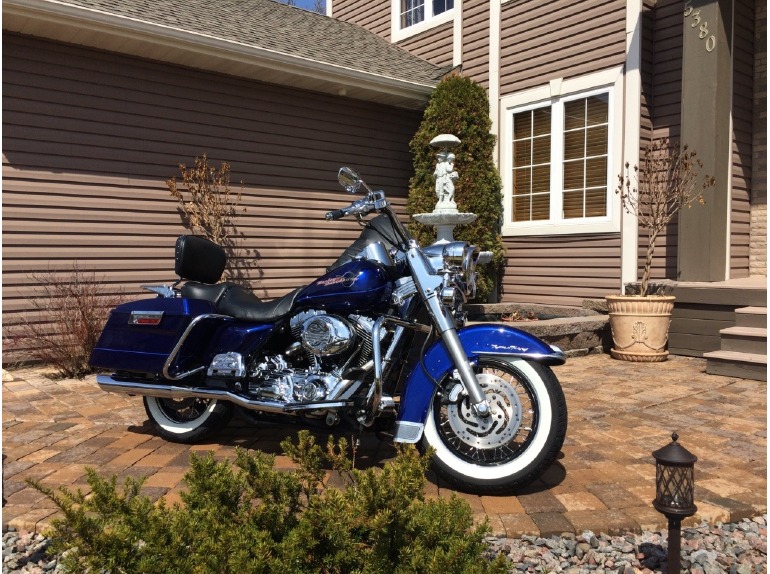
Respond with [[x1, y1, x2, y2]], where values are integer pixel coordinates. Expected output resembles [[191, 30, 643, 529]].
[[652, 432, 698, 574]]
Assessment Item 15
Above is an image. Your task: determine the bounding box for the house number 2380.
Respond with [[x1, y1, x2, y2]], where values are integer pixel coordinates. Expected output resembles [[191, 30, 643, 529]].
[[684, 0, 717, 52]]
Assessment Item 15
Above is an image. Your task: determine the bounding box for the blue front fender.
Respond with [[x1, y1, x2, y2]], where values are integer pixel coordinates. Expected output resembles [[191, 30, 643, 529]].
[[392, 323, 565, 443]]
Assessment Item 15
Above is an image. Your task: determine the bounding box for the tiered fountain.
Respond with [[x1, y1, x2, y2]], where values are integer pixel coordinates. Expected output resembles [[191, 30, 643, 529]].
[[412, 134, 478, 243]]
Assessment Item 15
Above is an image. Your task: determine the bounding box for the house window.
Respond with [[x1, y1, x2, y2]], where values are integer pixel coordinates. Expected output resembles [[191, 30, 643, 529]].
[[501, 69, 622, 236], [401, 0, 424, 28], [392, 0, 455, 41], [512, 107, 552, 222], [562, 95, 609, 220], [400, 0, 454, 28], [433, 0, 454, 15]]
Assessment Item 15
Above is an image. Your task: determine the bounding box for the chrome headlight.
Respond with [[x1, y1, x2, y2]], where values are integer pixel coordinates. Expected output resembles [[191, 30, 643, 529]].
[[423, 241, 480, 298], [423, 241, 472, 271], [441, 242, 468, 266]]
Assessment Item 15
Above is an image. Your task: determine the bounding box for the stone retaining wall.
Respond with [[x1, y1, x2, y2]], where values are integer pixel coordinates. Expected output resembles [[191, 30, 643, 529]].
[[466, 303, 611, 356]]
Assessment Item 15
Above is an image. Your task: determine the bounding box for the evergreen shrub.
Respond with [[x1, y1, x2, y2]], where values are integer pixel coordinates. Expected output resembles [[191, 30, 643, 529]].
[[31, 431, 508, 574], [406, 74, 504, 301]]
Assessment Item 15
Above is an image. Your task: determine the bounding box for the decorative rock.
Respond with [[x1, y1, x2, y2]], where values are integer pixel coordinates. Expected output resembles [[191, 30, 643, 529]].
[[483, 515, 766, 574]]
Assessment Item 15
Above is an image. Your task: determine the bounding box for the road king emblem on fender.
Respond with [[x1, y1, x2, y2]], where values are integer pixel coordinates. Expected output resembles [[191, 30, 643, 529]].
[[489, 343, 529, 353], [129, 311, 164, 326]]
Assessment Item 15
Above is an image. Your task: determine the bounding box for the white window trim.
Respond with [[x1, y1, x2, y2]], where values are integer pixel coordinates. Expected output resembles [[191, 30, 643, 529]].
[[391, 0, 456, 43], [500, 67, 625, 236]]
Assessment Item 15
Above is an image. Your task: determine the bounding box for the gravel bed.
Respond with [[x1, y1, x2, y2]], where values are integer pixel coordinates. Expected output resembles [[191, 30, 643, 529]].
[[3, 516, 766, 573], [484, 515, 767, 573]]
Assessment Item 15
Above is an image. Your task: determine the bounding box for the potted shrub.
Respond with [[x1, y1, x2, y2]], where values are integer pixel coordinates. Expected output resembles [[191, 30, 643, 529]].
[[607, 138, 715, 362]]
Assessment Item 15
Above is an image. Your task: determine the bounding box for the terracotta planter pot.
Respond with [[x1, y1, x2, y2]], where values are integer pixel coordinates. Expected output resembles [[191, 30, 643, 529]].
[[605, 295, 675, 362]]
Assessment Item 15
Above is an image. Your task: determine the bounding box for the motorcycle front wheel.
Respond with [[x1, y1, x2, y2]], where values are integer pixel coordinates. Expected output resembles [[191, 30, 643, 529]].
[[143, 396, 233, 443], [421, 357, 567, 494]]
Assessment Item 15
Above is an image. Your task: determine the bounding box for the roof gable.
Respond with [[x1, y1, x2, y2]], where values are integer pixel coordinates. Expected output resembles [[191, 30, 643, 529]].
[[4, 0, 445, 108]]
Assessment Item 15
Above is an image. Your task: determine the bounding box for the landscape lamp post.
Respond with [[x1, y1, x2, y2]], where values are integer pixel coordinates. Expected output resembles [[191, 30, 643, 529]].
[[652, 432, 697, 574]]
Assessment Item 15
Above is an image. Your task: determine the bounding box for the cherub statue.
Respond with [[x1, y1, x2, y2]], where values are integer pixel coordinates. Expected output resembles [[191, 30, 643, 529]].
[[434, 152, 458, 208]]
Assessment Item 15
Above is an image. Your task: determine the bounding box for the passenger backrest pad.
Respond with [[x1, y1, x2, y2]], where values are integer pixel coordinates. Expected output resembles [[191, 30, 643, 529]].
[[174, 235, 226, 284]]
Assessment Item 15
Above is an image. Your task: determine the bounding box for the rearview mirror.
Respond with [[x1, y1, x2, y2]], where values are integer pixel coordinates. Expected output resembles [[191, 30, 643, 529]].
[[338, 167, 362, 193]]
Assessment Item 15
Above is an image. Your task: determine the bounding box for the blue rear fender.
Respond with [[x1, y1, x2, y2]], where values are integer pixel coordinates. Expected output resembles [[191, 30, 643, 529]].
[[393, 323, 565, 443]]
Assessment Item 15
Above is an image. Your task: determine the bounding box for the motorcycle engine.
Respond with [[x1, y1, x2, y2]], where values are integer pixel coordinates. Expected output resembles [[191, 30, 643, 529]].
[[232, 311, 377, 406], [206, 309, 378, 405], [299, 314, 356, 356]]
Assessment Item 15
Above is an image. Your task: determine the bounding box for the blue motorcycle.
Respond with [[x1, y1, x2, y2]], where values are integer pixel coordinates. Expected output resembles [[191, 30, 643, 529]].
[[91, 168, 567, 493]]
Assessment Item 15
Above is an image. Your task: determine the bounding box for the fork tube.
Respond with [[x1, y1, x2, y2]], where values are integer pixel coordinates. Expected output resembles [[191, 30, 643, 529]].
[[406, 244, 490, 417]]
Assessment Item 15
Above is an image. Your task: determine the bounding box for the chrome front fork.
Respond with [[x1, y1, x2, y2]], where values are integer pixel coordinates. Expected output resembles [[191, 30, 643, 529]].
[[406, 244, 491, 417]]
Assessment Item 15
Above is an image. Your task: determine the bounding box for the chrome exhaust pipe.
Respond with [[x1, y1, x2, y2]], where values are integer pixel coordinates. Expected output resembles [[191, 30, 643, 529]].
[[96, 375, 350, 413]]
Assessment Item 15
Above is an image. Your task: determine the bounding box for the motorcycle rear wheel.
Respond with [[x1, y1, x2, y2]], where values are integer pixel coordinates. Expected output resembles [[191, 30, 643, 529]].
[[421, 358, 567, 494], [143, 396, 233, 443]]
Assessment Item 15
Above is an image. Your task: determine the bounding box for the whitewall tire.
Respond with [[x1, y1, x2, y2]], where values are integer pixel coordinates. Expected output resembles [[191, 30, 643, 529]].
[[421, 358, 567, 494], [143, 396, 233, 443]]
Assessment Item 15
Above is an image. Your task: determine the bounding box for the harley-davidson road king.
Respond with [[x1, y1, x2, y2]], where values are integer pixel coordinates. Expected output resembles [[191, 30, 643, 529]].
[[91, 168, 567, 493]]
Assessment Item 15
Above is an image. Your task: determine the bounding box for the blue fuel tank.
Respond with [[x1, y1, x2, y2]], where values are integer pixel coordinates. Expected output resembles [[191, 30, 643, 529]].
[[296, 259, 393, 314]]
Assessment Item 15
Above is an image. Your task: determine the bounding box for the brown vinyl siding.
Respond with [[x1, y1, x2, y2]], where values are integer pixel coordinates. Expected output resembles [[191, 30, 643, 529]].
[[501, 234, 622, 307], [649, 0, 683, 140], [644, 0, 753, 282], [331, 0, 392, 40], [461, 0, 490, 87], [397, 22, 454, 67], [497, 0, 625, 306], [332, 1, 454, 69], [498, 0, 627, 96], [639, 0, 683, 285], [3, 34, 420, 342], [730, 0, 754, 278], [640, 0, 656, 141]]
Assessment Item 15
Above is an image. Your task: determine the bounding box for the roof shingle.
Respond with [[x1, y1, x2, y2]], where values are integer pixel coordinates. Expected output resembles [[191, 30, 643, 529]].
[[53, 0, 446, 87]]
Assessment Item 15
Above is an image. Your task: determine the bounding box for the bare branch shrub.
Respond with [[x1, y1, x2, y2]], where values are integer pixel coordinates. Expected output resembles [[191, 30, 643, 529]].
[[166, 154, 243, 246], [617, 138, 716, 296], [4, 264, 125, 379], [167, 155, 261, 286]]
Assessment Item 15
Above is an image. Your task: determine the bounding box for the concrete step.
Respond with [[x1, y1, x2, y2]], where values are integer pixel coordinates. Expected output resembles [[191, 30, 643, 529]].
[[704, 350, 767, 381], [719, 326, 768, 354], [735, 306, 768, 329]]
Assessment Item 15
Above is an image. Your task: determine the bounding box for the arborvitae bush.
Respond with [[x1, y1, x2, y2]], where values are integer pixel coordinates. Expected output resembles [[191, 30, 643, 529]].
[[32, 431, 508, 574], [406, 74, 504, 302]]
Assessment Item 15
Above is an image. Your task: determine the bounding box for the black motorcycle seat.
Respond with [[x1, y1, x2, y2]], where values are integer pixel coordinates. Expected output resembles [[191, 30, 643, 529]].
[[218, 286, 303, 322], [181, 282, 238, 305]]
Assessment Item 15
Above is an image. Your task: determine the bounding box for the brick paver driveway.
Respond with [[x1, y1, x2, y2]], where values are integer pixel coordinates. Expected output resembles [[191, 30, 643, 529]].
[[3, 353, 766, 536]]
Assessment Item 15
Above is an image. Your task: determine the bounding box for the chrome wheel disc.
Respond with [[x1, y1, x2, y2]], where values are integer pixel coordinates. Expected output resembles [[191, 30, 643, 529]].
[[437, 369, 536, 465]]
